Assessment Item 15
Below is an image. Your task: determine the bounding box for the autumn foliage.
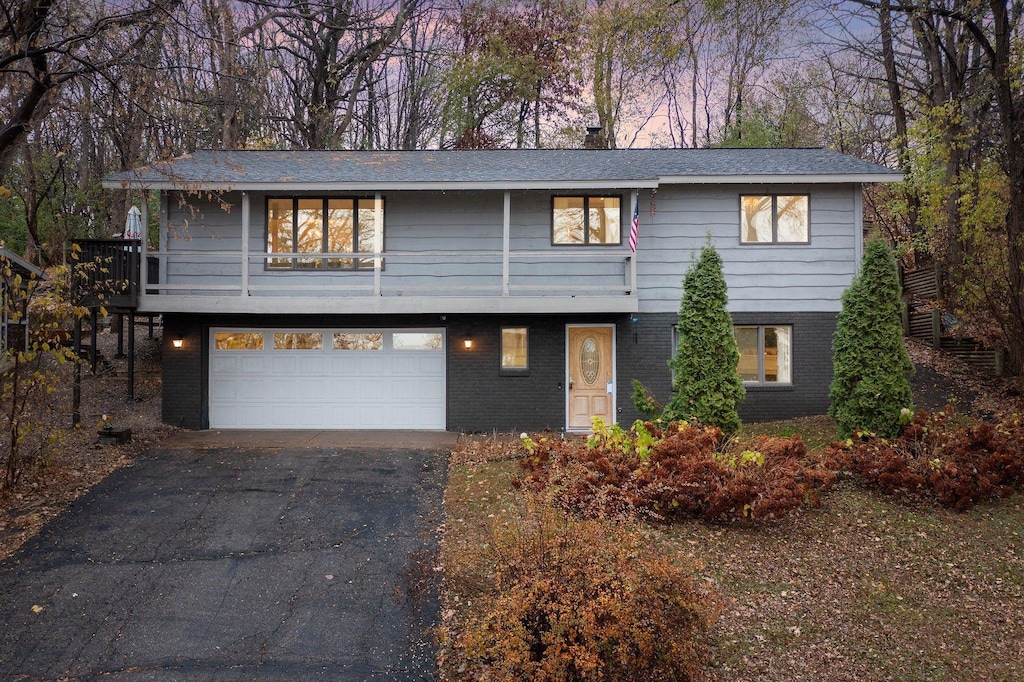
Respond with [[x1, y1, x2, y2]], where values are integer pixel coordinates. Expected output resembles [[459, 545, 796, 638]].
[[450, 499, 717, 681], [517, 420, 835, 523], [826, 409, 1024, 510]]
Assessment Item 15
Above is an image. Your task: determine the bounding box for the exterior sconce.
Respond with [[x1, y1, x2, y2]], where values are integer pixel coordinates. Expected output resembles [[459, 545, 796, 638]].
[[464, 338, 473, 350], [171, 338, 184, 349]]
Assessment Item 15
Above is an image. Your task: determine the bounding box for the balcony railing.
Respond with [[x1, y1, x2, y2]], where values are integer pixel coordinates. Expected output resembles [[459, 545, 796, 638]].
[[146, 249, 636, 295], [72, 239, 142, 308], [137, 248, 638, 314]]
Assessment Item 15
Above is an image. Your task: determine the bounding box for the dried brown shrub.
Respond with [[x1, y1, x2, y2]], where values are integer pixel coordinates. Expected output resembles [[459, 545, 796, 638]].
[[450, 497, 718, 681], [517, 422, 836, 523], [825, 409, 1024, 510]]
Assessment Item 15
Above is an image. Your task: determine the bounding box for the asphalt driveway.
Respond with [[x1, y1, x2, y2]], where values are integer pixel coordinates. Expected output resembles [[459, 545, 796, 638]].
[[0, 435, 452, 680]]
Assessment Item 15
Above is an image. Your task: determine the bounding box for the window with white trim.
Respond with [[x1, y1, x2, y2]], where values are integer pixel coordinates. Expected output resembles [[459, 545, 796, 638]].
[[740, 195, 808, 243], [735, 325, 792, 384]]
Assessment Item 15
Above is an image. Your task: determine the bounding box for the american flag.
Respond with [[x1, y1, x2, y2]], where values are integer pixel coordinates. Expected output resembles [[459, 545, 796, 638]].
[[628, 199, 639, 252]]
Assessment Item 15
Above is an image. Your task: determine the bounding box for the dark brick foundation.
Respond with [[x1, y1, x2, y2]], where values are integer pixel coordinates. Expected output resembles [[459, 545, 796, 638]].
[[161, 311, 837, 431]]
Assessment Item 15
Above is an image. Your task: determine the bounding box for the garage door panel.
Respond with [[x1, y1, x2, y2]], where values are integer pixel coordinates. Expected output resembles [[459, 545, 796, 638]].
[[209, 328, 446, 429]]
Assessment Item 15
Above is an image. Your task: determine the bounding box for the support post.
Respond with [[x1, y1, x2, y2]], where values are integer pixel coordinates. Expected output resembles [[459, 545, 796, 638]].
[[502, 191, 510, 296], [140, 192, 148, 299], [72, 316, 81, 427], [901, 303, 910, 337], [373, 193, 383, 296], [90, 307, 98, 373], [115, 313, 125, 358], [241, 191, 250, 296], [931, 310, 941, 350], [127, 310, 135, 402]]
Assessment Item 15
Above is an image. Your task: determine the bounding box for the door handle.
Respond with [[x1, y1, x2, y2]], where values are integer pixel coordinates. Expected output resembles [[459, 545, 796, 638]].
[[568, 379, 574, 389]]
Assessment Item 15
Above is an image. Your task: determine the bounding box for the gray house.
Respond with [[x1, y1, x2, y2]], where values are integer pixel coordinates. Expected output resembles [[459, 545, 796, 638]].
[[103, 148, 901, 432]]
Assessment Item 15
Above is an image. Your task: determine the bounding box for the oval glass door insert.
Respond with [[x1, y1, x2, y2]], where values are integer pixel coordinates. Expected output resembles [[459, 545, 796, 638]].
[[581, 337, 600, 384]]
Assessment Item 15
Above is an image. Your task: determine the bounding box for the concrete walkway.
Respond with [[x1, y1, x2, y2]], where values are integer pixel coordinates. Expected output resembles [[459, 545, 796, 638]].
[[0, 437, 451, 680]]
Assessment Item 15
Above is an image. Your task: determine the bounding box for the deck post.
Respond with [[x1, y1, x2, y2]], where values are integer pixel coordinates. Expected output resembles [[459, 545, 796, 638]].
[[72, 316, 81, 426], [930, 310, 941, 350], [502, 191, 510, 296], [241, 191, 250, 296], [374, 193, 383, 296], [127, 310, 135, 402], [140, 193, 148, 300], [90, 307, 98, 373]]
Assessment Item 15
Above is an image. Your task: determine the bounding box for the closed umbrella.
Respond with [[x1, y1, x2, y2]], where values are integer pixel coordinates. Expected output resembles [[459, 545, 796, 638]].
[[125, 206, 144, 240]]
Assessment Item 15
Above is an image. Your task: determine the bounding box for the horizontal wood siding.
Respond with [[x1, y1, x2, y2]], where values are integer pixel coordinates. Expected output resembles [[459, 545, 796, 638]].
[[163, 185, 858, 311], [635, 184, 857, 313]]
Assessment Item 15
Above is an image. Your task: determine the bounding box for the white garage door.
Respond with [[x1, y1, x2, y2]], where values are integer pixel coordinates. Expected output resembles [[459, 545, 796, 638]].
[[209, 328, 446, 429]]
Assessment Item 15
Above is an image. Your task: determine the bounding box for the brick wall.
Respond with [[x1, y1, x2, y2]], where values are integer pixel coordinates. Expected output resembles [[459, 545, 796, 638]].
[[159, 311, 836, 431], [617, 311, 839, 425]]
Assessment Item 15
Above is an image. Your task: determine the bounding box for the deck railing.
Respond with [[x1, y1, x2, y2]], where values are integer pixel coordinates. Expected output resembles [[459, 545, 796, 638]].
[[72, 239, 142, 308], [143, 248, 637, 299]]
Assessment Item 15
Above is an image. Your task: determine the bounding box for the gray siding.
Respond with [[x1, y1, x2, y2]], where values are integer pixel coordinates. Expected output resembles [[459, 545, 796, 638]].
[[634, 184, 857, 313], [162, 184, 857, 312]]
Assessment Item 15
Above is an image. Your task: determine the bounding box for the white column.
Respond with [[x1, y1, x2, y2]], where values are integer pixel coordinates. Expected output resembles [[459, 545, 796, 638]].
[[502, 191, 511, 296], [241, 191, 250, 296], [374, 193, 383, 296]]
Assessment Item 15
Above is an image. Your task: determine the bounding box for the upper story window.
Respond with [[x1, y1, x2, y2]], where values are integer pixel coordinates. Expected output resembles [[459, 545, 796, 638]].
[[267, 197, 382, 269], [740, 195, 809, 244], [552, 196, 621, 245]]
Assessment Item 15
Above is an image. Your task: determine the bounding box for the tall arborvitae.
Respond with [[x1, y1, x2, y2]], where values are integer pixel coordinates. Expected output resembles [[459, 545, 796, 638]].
[[829, 238, 914, 437], [664, 244, 745, 435]]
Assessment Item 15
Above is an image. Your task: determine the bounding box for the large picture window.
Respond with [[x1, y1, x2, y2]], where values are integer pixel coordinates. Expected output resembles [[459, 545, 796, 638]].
[[735, 325, 792, 384], [267, 197, 382, 269], [740, 195, 808, 244], [552, 196, 621, 245]]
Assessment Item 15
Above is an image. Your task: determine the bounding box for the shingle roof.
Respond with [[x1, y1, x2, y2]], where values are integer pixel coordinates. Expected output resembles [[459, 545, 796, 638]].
[[103, 148, 901, 190]]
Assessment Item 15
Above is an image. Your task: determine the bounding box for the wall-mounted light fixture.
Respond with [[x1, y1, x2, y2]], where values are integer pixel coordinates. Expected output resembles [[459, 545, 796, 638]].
[[171, 337, 184, 349], [463, 338, 473, 350]]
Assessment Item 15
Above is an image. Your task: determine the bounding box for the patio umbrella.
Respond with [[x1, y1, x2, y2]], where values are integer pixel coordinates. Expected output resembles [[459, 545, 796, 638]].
[[124, 206, 144, 240]]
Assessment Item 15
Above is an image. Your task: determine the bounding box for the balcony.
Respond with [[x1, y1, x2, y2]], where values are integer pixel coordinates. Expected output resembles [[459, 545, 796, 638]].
[[139, 248, 639, 315]]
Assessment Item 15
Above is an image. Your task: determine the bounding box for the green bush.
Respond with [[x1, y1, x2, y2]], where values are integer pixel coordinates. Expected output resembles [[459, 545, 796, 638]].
[[829, 238, 914, 437], [452, 496, 718, 681], [663, 244, 744, 435]]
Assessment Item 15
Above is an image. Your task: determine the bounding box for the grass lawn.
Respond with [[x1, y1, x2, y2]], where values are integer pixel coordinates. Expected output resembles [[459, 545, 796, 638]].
[[440, 419, 1024, 681]]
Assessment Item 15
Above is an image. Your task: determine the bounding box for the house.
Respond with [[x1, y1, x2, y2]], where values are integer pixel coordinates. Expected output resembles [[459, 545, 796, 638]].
[[0, 246, 45, 354], [102, 148, 901, 432]]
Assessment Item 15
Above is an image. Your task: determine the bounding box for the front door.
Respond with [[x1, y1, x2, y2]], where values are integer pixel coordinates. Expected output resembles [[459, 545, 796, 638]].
[[567, 325, 615, 430]]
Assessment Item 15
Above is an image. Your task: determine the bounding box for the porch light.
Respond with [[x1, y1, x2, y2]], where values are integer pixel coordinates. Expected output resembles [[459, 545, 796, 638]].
[[463, 338, 473, 350], [171, 337, 184, 349]]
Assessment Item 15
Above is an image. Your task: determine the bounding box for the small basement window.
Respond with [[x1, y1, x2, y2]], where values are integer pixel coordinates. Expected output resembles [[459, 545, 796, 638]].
[[500, 327, 528, 374]]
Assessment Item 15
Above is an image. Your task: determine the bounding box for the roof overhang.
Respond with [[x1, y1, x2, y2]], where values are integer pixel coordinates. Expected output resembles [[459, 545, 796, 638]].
[[101, 179, 662, 191], [658, 173, 904, 184]]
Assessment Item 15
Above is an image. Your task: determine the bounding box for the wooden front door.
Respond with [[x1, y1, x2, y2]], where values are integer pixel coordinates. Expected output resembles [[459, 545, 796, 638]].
[[567, 326, 615, 430]]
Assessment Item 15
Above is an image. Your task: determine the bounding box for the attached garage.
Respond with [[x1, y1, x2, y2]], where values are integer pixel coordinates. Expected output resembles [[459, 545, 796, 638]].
[[208, 328, 446, 429]]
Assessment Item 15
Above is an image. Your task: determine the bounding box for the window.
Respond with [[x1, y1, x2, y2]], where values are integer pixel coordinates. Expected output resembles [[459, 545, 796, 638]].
[[333, 332, 382, 351], [501, 327, 528, 372], [553, 196, 621, 245], [393, 332, 443, 350], [740, 195, 809, 243], [267, 197, 382, 269], [273, 332, 323, 350], [735, 325, 791, 384], [214, 332, 263, 350]]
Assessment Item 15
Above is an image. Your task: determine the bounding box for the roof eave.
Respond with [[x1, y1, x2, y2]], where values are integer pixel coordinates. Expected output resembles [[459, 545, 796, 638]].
[[101, 179, 663, 191], [658, 173, 904, 184]]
